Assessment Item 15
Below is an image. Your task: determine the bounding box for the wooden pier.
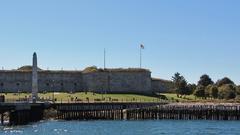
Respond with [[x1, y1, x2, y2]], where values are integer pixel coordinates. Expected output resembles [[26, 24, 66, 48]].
[[53, 102, 165, 120], [1, 102, 240, 126], [54, 103, 240, 121], [0, 103, 46, 125], [125, 104, 240, 120]]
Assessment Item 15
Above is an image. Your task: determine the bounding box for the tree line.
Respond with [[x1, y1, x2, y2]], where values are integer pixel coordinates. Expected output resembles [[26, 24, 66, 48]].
[[172, 73, 240, 100]]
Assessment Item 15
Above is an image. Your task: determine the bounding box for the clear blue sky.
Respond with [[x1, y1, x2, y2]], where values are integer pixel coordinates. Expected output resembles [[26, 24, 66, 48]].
[[0, 0, 240, 84]]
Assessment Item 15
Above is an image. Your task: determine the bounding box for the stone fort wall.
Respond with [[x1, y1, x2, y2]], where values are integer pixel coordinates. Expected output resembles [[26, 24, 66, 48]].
[[0, 69, 153, 94], [151, 78, 174, 93]]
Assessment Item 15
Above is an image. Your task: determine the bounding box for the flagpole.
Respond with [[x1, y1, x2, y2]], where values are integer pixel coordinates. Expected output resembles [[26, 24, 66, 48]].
[[104, 48, 106, 70], [140, 45, 142, 69]]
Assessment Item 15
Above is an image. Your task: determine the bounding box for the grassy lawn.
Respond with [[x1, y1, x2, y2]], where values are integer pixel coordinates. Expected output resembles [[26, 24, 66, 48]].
[[2, 92, 237, 103], [161, 93, 196, 102], [161, 93, 240, 103], [0, 92, 161, 103]]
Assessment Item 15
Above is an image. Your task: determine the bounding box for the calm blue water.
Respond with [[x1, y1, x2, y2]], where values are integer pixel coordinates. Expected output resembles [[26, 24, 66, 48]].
[[0, 120, 240, 135]]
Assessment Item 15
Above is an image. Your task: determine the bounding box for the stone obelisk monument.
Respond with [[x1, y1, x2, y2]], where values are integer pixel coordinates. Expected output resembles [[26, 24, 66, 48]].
[[32, 52, 38, 103]]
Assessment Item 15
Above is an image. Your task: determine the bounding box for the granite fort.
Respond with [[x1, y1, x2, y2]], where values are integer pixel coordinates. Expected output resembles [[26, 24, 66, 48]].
[[0, 53, 173, 94]]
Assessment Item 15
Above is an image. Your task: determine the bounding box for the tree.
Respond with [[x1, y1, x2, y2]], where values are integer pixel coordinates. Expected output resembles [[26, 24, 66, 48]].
[[205, 85, 212, 98], [210, 86, 219, 99], [172, 73, 188, 96], [218, 84, 236, 99], [198, 74, 214, 87], [186, 83, 196, 95], [172, 72, 183, 88], [216, 77, 234, 87], [205, 85, 219, 99], [175, 79, 188, 95], [236, 86, 240, 95], [194, 85, 205, 98]]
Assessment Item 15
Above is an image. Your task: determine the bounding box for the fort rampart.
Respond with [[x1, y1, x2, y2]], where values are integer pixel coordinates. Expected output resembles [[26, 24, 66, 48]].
[[0, 68, 172, 94]]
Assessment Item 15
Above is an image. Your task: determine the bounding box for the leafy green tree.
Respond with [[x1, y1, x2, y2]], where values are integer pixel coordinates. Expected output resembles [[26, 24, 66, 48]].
[[175, 79, 188, 95], [186, 83, 196, 95], [218, 84, 236, 99], [198, 74, 214, 87], [194, 85, 205, 98], [205, 85, 219, 99], [216, 77, 235, 87], [236, 85, 240, 95], [210, 86, 219, 99], [205, 85, 212, 98]]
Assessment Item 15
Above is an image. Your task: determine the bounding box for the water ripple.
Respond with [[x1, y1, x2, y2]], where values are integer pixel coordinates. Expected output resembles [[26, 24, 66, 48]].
[[0, 120, 240, 135]]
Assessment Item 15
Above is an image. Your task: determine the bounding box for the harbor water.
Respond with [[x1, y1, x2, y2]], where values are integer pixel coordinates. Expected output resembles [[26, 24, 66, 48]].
[[0, 120, 240, 135]]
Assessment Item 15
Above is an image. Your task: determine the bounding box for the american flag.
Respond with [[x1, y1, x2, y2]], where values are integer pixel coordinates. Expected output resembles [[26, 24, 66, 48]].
[[140, 44, 144, 49]]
